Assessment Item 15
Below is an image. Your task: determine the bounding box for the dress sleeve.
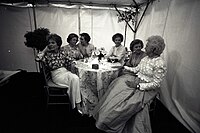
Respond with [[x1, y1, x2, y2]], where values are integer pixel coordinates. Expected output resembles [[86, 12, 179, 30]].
[[86, 44, 95, 57], [35, 51, 48, 64], [35, 51, 45, 61], [107, 46, 114, 57], [125, 54, 133, 67], [139, 60, 167, 91], [116, 47, 126, 61], [125, 63, 140, 73]]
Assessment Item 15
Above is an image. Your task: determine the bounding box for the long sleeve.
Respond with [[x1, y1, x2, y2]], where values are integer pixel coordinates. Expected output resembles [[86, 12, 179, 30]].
[[125, 57, 167, 91], [86, 43, 95, 57], [115, 46, 126, 61], [107, 45, 126, 61], [107, 46, 114, 57], [138, 57, 167, 91], [124, 64, 140, 73]]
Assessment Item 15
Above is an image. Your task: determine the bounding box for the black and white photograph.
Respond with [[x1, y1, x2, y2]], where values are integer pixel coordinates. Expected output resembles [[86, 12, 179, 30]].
[[0, 0, 199, 133]]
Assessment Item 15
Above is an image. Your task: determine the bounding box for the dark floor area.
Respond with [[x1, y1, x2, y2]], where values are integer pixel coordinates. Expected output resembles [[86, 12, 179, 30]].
[[0, 71, 191, 133]]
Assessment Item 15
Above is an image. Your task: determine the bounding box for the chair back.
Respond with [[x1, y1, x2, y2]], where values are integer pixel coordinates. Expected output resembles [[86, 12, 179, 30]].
[[39, 62, 51, 86], [39, 61, 71, 108]]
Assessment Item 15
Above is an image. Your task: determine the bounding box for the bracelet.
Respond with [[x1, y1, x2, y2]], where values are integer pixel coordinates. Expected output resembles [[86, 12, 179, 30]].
[[136, 84, 140, 89]]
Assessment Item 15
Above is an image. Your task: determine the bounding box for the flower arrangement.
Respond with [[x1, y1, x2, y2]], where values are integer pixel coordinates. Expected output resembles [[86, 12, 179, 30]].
[[93, 47, 107, 60], [117, 7, 139, 26]]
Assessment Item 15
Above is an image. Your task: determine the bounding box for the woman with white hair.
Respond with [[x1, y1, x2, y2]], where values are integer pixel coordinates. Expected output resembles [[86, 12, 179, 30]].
[[92, 35, 167, 133]]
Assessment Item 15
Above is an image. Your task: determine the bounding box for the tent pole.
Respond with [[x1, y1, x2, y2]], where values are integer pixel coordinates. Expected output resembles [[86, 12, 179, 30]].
[[134, 8, 138, 39], [32, 3, 37, 30], [124, 23, 128, 46], [135, 2, 150, 32], [31, 1, 39, 72], [78, 5, 81, 35], [114, 5, 136, 33], [132, 0, 139, 8]]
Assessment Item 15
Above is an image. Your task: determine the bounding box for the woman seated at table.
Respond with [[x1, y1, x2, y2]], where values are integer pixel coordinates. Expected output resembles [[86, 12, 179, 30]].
[[106, 33, 126, 64], [61, 33, 83, 60], [92, 35, 167, 133], [77, 33, 95, 58], [36, 33, 82, 113], [119, 39, 146, 76], [61, 33, 83, 72]]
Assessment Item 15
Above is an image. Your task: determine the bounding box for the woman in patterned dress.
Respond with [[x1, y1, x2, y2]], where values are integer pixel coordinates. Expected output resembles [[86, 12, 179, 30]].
[[36, 33, 82, 112], [62, 33, 83, 60], [61, 33, 83, 72], [92, 35, 167, 133]]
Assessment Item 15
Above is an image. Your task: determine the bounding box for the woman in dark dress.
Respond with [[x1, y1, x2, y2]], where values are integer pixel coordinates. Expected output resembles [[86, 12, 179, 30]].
[[119, 39, 146, 76]]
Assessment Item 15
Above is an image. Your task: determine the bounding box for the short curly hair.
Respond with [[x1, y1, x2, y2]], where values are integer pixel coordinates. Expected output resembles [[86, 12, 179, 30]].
[[47, 34, 62, 47], [146, 35, 165, 56], [112, 33, 123, 42], [80, 33, 91, 43], [67, 33, 78, 43], [129, 39, 144, 51]]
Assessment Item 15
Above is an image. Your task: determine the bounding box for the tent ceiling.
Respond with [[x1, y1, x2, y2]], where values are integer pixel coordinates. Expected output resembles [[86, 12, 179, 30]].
[[0, 0, 152, 7]]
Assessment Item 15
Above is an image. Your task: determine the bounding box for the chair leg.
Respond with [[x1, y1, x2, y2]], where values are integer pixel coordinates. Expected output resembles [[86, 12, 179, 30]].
[[44, 86, 49, 109]]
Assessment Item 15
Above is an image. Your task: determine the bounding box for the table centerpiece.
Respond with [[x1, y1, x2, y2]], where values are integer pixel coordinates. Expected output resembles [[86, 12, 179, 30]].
[[93, 47, 107, 61]]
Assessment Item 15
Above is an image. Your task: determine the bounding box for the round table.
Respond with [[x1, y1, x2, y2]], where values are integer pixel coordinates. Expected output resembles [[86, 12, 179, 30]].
[[74, 58, 123, 115]]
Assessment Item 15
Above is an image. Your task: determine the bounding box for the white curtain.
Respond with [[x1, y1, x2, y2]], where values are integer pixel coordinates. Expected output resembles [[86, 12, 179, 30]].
[[137, 0, 200, 132], [36, 5, 134, 52], [0, 6, 36, 71], [0, 5, 134, 71]]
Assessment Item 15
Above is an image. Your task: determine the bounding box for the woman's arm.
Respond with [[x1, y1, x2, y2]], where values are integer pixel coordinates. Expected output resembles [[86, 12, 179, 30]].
[[139, 60, 167, 91], [124, 65, 140, 74], [86, 44, 95, 57], [106, 46, 114, 58], [35, 46, 49, 61], [115, 47, 126, 61]]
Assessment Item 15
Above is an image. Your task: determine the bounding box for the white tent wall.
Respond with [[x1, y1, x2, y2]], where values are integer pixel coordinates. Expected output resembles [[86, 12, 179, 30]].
[[136, 0, 200, 132], [35, 6, 79, 45], [79, 7, 133, 51], [0, 5, 134, 72], [0, 6, 36, 71]]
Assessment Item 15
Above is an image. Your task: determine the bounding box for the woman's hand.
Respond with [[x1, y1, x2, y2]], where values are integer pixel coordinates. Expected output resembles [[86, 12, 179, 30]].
[[125, 77, 140, 88], [124, 66, 131, 71], [108, 56, 115, 60], [70, 61, 77, 73], [125, 80, 135, 88], [43, 46, 50, 53], [35, 51, 45, 61]]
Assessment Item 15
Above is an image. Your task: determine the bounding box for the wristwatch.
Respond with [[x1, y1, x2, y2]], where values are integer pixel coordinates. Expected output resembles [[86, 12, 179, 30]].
[[136, 84, 140, 89]]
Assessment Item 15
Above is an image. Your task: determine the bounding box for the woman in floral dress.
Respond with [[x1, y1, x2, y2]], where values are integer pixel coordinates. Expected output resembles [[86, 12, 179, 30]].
[[61, 33, 83, 72], [62, 33, 83, 60], [36, 33, 82, 112]]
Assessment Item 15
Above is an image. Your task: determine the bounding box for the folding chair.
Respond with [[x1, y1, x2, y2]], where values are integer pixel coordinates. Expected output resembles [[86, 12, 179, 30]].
[[39, 62, 71, 109]]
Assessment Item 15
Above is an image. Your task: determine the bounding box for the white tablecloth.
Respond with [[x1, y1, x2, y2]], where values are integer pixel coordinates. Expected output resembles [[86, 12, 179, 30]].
[[75, 58, 122, 115]]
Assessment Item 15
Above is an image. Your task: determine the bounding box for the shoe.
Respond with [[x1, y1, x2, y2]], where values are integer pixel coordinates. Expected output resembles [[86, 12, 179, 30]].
[[78, 109, 83, 115]]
